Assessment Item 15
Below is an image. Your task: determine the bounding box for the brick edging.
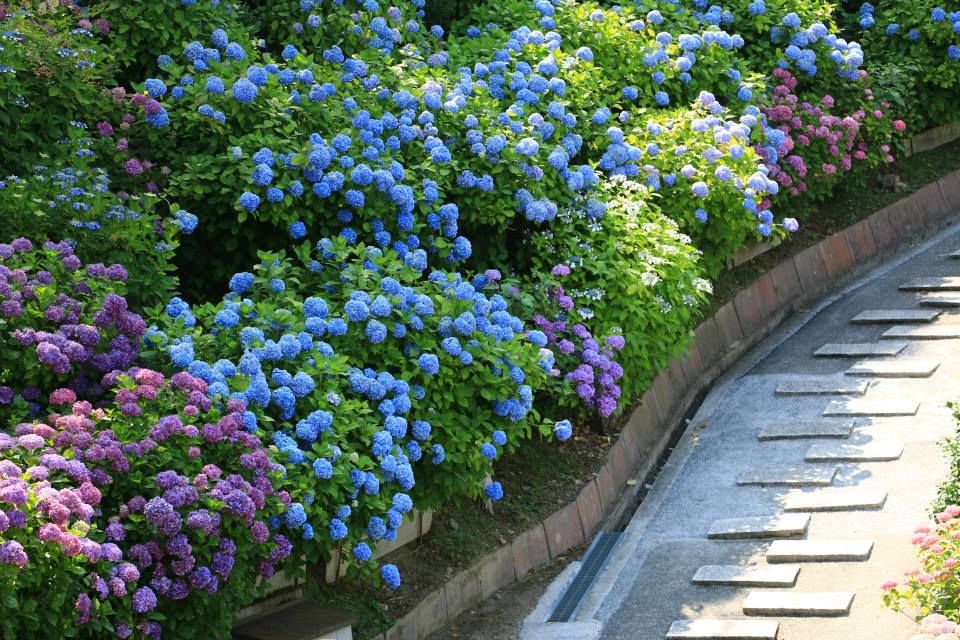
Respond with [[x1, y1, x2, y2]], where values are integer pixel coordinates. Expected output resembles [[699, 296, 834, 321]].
[[377, 168, 960, 640]]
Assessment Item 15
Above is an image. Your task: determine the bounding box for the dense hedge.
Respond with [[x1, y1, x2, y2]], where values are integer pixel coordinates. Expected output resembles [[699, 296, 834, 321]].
[[0, 0, 953, 636]]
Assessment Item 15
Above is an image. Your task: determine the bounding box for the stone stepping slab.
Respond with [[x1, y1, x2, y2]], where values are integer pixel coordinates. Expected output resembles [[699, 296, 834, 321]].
[[665, 619, 780, 640], [845, 360, 940, 378], [804, 442, 903, 462], [813, 342, 907, 358], [918, 294, 960, 308], [758, 421, 854, 441], [692, 565, 800, 587], [900, 276, 960, 291], [743, 591, 854, 617], [766, 539, 874, 563], [774, 379, 868, 396], [882, 324, 960, 340], [851, 309, 941, 324], [822, 398, 919, 417], [736, 467, 837, 487], [783, 488, 888, 512], [707, 514, 810, 540]]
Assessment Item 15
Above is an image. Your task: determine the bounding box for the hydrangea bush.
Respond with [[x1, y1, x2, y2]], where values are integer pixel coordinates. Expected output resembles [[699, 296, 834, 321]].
[[0, 367, 288, 639], [145, 239, 560, 586], [0, 238, 145, 423]]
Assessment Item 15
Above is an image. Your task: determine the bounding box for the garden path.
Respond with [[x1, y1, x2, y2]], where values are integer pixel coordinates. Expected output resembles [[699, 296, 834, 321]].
[[525, 224, 960, 640]]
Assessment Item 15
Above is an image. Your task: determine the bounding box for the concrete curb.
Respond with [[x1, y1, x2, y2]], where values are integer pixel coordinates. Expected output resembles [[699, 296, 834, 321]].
[[374, 169, 960, 640]]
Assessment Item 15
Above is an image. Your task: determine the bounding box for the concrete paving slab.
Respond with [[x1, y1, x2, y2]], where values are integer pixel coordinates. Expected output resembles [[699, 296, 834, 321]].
[[917, 293, 960, 307], [850, 309, 941, 323], [736, 467, 837, 487], [742, 591, 854, 616], [707, 514, 810, 540], [758, 421, 854, 440], [803, 443, 903, 462], [692, 565, 800, 587], [774, 379, 868, 396], [783, 488, 888, 512], [665, 619, 780, 639], [822, 398, 919, 417], [844, 360, 940, 377], [900, 276, 960, 291], [813, 342, 907, 357], [882, 324, 960, 339], [766, 540, 873, 563]]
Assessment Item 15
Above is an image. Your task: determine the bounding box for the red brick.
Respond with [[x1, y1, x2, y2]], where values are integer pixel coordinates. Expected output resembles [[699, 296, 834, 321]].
[[938, 170, 960, 212], [714, 301, 743, 350], [642, 384, 666, 424], [818, 232, 855, 280], [511, 525, 550, 580], [479, 545, 515, 600], [886, 197, 927, 237], [793, 244, 828, 294], [543, 502, 586, 558], [595, 463, 619, 515], [769, 259, 803, 309], [618, 421, 642, 472], [844, 219, 878, 263], [733, 284, 762, 337], [694, 318, 724, 370], [576, 480, 604, 539], [868, 207, 898, 252]]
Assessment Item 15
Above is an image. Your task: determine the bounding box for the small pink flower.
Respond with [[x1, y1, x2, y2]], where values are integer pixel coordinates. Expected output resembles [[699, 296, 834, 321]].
[[893, 119, 906, 132], [881, 580, 898, 591]]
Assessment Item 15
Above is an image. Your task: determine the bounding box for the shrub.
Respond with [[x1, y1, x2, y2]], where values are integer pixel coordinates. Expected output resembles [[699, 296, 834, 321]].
[[0, 238, 144, 423], [0, 368, 288, 638], [0, 1, 115, 174], [145, 239, 562, 586], [0, 129, 183, 307]]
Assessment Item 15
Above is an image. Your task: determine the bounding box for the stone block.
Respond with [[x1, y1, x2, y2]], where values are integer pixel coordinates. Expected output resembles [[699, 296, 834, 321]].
[[793, 244, 829, 294], [882, 324, 960, 340], [576, 480, 604, 539], [742, 591, 854, 616], [813, 342, 907, 357], [804, 443, 903, 462], [543, 502, 586, 559], [694, 318, 725, 370], [844, 219, 878, 263], [714, 302, 744, 351], [766, 539, 873, 563], [479, 545, 515, 601], [783, 488, 888, 512], [415, 589, 448, 638], [851, 309, 940, 324], [845, 359, 940, 378], [818, 232, 855, 280], [769, 259, 803, 310], [666, 620, 779, 639], [774, 379, 867, 396], [707, 514, 809, 540], [692, 565, 800, 587], [822, 398, 918, 417], [758, 421, 854, 441], [736, 466, 837, 487], [512, 525, 550, 581], [867, 207, 898, 252], [442, 565, 482, 620]]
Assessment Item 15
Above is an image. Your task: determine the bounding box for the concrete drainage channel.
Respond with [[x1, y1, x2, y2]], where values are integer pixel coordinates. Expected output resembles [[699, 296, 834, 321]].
[[519, 218, 960, 640]]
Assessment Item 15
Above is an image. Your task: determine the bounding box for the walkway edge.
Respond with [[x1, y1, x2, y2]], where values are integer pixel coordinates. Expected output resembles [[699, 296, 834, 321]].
[[381, 171, 960, 640]]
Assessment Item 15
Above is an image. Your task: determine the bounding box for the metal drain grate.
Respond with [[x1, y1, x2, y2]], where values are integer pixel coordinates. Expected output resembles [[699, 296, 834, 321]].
[[547, 532, 622, 622]]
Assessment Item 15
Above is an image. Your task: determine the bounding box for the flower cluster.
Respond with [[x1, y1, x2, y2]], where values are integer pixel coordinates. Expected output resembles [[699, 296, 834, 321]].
[[0, 367, 287, 639], [0, 239, 146, 422]]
